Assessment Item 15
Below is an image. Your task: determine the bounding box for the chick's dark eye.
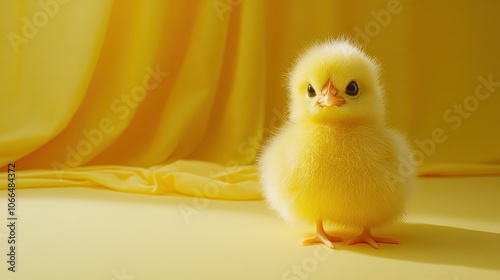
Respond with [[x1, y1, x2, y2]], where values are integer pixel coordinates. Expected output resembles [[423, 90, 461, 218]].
[[307, 84, 316, 97], [345, 81, 359, 96]]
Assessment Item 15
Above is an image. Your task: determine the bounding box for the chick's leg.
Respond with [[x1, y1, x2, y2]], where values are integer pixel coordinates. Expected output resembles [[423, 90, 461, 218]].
[[347, 228, 399, 249], [302, 220, 343, 249]]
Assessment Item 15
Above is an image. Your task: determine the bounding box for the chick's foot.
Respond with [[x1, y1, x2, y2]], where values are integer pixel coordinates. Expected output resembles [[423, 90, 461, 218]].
[[301, 221, 343, 249], [347, 228, 399, 249]]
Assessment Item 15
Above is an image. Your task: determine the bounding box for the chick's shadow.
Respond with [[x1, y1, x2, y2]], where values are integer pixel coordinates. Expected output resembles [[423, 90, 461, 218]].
[[337, 223, 500, 271]]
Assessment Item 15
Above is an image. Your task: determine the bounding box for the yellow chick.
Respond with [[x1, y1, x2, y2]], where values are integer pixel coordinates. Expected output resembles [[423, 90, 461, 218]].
[[258, 39, 415, 249]]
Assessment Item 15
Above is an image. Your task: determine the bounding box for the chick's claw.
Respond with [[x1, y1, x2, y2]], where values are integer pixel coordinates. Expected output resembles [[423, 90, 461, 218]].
[[301, 221, 343, 249], [347, 228, 399, 249], [302, 233, 343, 249]]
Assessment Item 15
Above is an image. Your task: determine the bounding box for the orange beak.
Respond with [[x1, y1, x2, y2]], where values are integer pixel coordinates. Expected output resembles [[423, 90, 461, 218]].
[[319, 79, 346, 107]]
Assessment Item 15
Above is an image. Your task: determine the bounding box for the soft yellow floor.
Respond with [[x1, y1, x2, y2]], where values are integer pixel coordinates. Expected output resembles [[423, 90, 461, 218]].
[[0, 176, 499, 280]]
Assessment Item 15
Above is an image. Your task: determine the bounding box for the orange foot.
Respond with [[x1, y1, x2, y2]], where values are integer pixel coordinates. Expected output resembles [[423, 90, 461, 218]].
[[347, 228, 399, 249], [302, 220, 343, 249]]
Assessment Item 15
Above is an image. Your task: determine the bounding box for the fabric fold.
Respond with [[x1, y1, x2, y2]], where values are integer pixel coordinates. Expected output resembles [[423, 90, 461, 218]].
[[0, 160, 262, 200]]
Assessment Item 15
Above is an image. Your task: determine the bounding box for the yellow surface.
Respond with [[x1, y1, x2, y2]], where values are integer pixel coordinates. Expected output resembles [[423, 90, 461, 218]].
[[0, 176, 499, 279]]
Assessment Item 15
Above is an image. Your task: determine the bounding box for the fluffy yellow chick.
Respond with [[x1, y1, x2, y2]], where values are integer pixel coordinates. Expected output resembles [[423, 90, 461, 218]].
[[258, 39, 415, 249]]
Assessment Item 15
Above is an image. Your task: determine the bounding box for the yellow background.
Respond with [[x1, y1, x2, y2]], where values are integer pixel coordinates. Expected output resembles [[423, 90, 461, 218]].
[[1, 1, 500, 279], [1, 1, 500, 196]]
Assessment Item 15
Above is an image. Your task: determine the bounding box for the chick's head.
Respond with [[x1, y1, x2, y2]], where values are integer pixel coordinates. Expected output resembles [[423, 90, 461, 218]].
[[288, 39, 385, 125]]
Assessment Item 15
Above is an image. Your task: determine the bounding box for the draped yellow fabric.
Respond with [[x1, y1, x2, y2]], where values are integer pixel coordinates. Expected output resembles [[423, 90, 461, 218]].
[[1, 0, 499, 199]]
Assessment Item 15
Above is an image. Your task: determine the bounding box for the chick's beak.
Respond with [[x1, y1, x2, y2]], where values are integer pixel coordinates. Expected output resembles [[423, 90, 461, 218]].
[[319, 79, 345, 107]]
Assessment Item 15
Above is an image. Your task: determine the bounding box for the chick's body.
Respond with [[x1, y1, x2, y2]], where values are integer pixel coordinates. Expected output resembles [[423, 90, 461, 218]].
[[261, 121, 409, 228], [259, 39, 415, 249]]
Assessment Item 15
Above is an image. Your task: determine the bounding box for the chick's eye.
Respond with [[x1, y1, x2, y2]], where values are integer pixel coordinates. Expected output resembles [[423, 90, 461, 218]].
[[307, 84, 316, 97], [345, 81, 359, 96]]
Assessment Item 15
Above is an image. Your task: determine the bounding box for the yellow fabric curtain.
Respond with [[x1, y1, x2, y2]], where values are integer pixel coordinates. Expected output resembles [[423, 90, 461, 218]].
[[1, 0, 500, 199]]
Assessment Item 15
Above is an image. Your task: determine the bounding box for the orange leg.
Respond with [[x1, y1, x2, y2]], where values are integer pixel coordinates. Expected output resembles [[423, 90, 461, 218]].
[[347, 228, 399, 249], [302, 220, 343, 249]]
